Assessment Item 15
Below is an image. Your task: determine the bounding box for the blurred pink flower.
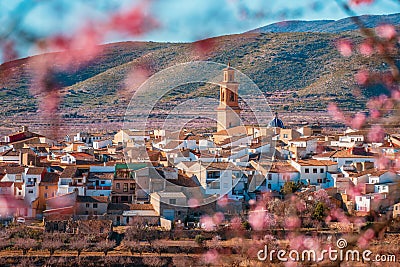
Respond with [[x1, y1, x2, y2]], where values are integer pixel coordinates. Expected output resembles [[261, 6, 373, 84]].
[[248, 206, 266, 231], [392, 90, 400, 100], [230, 216, 242, 230], [358, 228, 375, 248], [188, 198, 200, 208], [200, 215, 216, 231], [193, 38, 216, 58], [107, 4, 158, 36], [369, 109, 380, 119], [376, 24, 397, 40], [213, 212, 224, 225], [350, 0, 374, 5], [303, 237, 319, 250], [350, 112, 366, 129], [217, 195, 229, 207], [336, 39, 353, 57], [248, 199, 256, 206], [368, 125, 385, 142], [285, 216, 301, 230], [203, 249, 219, 264], [355, 70, 369, 85], [376, 155, 390, 170], [2, 41, 18, 62], [327, 103, 345, 122], [359, 40, 374, 56]]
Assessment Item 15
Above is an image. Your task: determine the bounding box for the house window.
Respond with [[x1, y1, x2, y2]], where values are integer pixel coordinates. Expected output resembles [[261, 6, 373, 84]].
[[123, 183, 128, 192], [116, 183, 120, 190], [267, 184, 271, 189], [169, 199, 176, 205], [230, 92, 235, 101], [209, 181, 220, 189], [45, 186, 48, 190], [93, 203, 98, 209], [305, 168, 309, 173], [283, 134, 288, 138], [317, 179, 323, 183], [85, 211, 89, 215], [130, 183, 134, 190], [313, 168, 317, 174], [320, 168, 324, 173], [44, 193, 48, 199], [28, 190, 33, 194], [268, 174, 272, 180], [101, 181, 105, 185], [86, 203, 90, 208]]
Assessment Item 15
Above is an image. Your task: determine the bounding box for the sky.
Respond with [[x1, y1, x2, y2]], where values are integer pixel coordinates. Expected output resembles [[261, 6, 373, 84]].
[[0, 0, 399, 60]]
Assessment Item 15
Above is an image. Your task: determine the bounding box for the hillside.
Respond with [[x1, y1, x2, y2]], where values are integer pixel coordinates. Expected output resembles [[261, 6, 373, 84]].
[[0, 14, 398, 136], [249, 13, 400, 33]]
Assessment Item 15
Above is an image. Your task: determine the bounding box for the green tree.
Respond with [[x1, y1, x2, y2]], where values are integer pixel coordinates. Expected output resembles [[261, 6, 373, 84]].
[[281, 181, 303, 195], [195, 234, 206, 247], [312, 202, 326, 222]]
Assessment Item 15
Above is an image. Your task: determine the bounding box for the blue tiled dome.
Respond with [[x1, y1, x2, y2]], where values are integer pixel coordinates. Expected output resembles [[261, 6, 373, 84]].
[[268, 112, 284, 128]]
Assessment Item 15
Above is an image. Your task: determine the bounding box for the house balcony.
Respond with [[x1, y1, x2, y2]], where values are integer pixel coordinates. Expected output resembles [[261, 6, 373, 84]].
[[86, 186, 111, 190]]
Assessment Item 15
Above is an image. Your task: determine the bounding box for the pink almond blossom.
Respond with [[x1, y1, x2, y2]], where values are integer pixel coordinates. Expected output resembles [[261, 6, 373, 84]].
[[376, 24, 397, 40], [368, 125, 385, 142], [350, 112, 366, 130], [336, 39, 353, 57]]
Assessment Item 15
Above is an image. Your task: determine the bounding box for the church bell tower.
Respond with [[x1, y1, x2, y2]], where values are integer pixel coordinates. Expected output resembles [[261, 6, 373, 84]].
[[216, 63, 241, 132]]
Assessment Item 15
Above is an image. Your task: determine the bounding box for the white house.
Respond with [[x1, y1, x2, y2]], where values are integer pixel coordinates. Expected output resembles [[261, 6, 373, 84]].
[[313, 150, 375, 169], [114, 129, 150, 144], [86, 166, 114, 197], [250, 161, 300, 192], [24, 167, 45, 217], [290, 159, 337, 188], [175, 161, 244, 197], [93, 139, 113, 149], [57, 166, 86, 196]]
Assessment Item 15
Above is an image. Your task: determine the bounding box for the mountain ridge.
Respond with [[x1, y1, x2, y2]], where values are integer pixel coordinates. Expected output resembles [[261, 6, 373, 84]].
[[0, 13, 398, 134], [248, 13, 400, 33]]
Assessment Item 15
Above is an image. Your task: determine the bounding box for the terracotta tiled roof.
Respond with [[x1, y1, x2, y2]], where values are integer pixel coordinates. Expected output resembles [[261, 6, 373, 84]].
[[295, 159, 331, 166], [60, 166, 78, 178], [26, 167, 45, 175], [167, 173, 199, 187], [0, 149, 19, 156], [3, 166, 25, 174], [88, 172, 114, 180], [350, 168, 389, 178], [201, 162, 242, 171], [41, 172, 60, 184], [77, 196, 109, 203], [68, 152, 95, 160], [129, 204, 154, 210], [269, 162, 298, 173], [0, 182, 13, 187]]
